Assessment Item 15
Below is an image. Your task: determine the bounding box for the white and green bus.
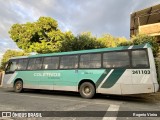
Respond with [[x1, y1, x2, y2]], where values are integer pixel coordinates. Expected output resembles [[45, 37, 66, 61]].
[[2, 43, 159, 98]]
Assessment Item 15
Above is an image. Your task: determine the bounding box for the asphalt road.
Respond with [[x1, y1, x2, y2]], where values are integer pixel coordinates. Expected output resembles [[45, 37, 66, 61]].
[[0, 87, 160, 120]]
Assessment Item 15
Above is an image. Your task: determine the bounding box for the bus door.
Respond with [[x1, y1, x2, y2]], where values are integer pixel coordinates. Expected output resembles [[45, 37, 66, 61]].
[[53, 55, 78, 91], [3, 60, 18, 87], [40, 56, 60, 90]]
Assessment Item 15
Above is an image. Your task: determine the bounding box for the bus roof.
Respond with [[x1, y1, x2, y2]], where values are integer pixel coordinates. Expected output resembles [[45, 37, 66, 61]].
[[10, 43, 151, 59]]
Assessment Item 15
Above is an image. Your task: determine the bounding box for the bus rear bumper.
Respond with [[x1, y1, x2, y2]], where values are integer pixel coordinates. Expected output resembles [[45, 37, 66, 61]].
[[154, 83, 159, 92]]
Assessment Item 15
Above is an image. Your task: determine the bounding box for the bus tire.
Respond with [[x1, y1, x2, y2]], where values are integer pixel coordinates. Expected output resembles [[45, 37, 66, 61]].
[[14, 80, 23, 93], [79, 82, 95, 99]]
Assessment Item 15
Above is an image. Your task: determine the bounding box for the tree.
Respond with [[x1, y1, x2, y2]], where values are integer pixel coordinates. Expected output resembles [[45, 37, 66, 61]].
[[9, 16, 127, 54], [0, 50, 28, 70], [9, 17, 65, 53], [131, 35, 159, 57], [60, 31, 76, 52], [60, 32, 105, 52], [98, 34, 127, 48]]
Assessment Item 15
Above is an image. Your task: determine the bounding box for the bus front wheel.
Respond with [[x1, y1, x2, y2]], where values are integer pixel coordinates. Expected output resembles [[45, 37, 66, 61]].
[[79, 82, 95, 99], [14, 80, 23, 93]]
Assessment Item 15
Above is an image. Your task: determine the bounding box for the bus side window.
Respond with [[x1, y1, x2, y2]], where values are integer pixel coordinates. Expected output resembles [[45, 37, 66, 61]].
[[103, 51, 130, 68], [42, 57, 59, 69], [27, 58, 43, 70], [34, 58, 43, 70], [80, 53, 101, 68], [60, 55, 78, 69], [131, 50, 149, 68], [27, 59, 36, 70], [17, 59, 28, 70]]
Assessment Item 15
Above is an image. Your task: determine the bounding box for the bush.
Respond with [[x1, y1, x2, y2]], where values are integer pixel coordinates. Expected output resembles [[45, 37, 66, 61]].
[[131, 35, 159, 57], [118, 34, 159, 57]]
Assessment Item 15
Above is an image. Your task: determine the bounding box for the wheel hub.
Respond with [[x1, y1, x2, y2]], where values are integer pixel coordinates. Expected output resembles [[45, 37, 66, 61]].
[[16, 83, 22, 90], [83, 86, 91, 94]]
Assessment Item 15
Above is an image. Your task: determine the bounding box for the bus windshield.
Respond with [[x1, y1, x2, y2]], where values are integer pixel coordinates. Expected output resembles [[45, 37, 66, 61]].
[[5, 60, 18, 73]]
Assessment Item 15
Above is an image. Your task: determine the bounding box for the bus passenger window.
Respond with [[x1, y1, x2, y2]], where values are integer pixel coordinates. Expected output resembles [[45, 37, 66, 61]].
[[80, 54, 101, 68], [34, 58, 43, 70], [27, 59, 36, 70], [17, 59, 28, 70], [131, 50, 149, 68], [103, 51, 130, 68], [42, 57, 59, 69], [60, 55, 78, 69]]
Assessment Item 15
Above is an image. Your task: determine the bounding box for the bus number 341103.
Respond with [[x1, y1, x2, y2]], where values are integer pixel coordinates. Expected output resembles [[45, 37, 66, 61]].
[[132, 70, 150, 74]]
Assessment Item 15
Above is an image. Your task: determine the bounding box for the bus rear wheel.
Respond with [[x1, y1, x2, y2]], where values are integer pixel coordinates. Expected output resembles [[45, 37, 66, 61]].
[[79, 82, 95, 99], [14, 80, 23, 93]]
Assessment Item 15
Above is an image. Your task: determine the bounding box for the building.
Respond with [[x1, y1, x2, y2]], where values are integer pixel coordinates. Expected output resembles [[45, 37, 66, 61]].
[[130, 4, 160, 43], [130, 4, 160, 81]]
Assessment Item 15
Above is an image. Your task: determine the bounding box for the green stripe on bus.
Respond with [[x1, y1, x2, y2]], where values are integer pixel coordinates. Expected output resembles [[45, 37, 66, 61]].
[[122, 46, 129, 49], [101, 69, 125, 88], [95, 69, 111, 88]]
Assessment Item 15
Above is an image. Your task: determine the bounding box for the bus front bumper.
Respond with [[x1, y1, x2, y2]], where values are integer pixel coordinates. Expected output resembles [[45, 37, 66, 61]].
[[2, 82, 13, 89]]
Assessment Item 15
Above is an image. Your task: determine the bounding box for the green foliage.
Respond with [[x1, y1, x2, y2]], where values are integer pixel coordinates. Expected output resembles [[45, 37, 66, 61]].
[[60, 31, 76, 52], [131, 35, 159, 57], [9, 17, 64, 53], [9, 16, 159, 58], [118, 41, 132, 46], [0, 50, 28, 70], [118, 34, 159, 57], [9, 16, 106, 54], [155, 59, 160, 83], [60, 32, 105, 52], [9, 16, 128, 54], [98, 34, 127, 47]]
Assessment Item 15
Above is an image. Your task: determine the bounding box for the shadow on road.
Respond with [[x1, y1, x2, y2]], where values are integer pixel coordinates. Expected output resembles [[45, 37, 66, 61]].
[[2, 88, 159, 104]]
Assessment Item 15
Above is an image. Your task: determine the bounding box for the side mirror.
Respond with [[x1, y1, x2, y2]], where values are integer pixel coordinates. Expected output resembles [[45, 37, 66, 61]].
[[4, 62, 9, 74]]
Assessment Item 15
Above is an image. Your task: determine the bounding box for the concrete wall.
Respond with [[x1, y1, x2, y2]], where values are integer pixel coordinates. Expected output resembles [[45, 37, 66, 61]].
[[139, 23, 160, 36]]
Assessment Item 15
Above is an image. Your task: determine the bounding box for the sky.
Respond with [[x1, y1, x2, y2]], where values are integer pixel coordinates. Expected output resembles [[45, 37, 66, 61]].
[[0, 0, 160, 63]]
